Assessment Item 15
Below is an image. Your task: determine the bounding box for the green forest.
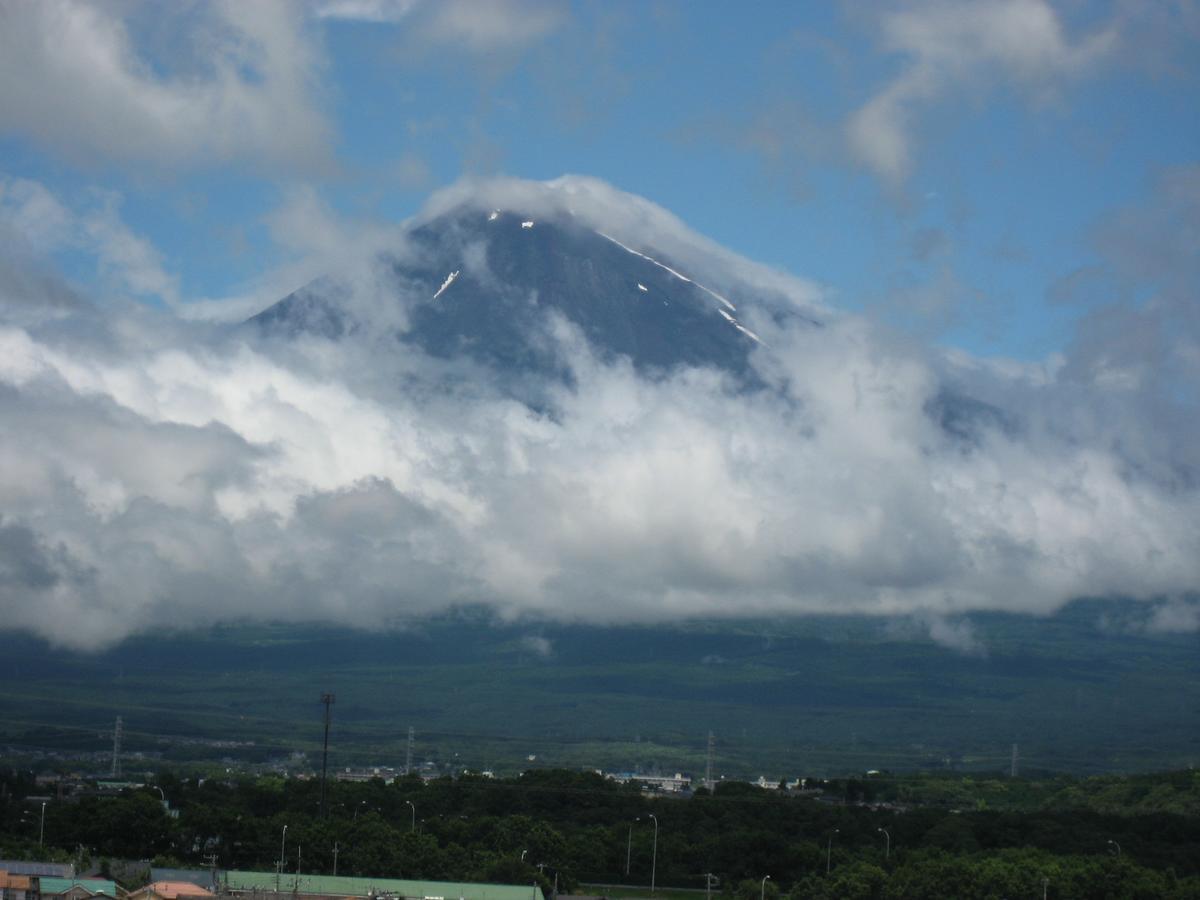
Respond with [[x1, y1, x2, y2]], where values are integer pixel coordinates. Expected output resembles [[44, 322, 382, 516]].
[[3, 768, 1199, 900]]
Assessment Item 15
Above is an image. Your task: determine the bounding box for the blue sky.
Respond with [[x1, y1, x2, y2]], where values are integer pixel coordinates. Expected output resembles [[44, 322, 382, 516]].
[[1, 1, 1198, 647], [2, 0, 1195, 359]]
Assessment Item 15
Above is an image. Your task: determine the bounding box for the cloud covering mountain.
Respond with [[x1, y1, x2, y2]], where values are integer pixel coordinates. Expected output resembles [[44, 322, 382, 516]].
[[1, 175, 1196, 649]]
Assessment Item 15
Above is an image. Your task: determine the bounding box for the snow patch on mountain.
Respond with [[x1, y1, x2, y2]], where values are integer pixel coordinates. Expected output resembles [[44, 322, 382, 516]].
[[597, 231, 737, 312], [432, 270, 459, 300], [413, 175, 827, 319]]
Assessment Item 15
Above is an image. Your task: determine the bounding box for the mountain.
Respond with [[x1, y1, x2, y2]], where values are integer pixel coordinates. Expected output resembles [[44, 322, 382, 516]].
[[248, 198, 1012, 444], [249, 206, 789, 381]]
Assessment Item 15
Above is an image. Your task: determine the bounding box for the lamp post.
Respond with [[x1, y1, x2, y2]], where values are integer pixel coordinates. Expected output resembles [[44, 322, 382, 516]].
[[625, 824, 633, 877], [647, 813, 658, 896], [521, 850, 528, 862], [826, 829, 839, 875], [537, 863, 558, 899], [332, 842, 339, 877], [877, 827, 890, 860], [759, 875, 770, 900], [405, 801, 416, 833], [39, 801, 46, 846], [1107, 839, 1122, 857], [277, 824, 288, 891]]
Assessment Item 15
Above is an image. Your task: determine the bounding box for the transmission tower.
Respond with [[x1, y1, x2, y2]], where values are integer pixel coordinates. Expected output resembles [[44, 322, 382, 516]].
[[320, 693, 335, 817], [1010, 743, 1019, 778], [110, 716, 123, 778], [704, 730, 715, 792], [405, 726, 415, 776]]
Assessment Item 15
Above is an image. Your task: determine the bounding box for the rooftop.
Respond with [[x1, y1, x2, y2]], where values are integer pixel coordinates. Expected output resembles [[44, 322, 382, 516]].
[[224, 871, 544, 900]]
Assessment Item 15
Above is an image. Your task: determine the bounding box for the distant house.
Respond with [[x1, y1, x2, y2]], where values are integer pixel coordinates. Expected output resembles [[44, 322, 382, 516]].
[[223, 870, 545, 900], [0, 871, 37, 900], [0, 866, 72, 880], [38, 878, 119, 900], [148, 873, 215, 894], [124, 883, 212, 900]]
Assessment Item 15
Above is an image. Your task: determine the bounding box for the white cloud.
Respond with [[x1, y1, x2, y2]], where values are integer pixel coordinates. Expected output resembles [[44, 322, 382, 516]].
[[1145, 599, 1200, 634], [0, 0, 332, 172], [0, 175, 1196, 649], [312, 0, 566, 52], [848, 0, 1117, 185], [0, 176, 179, 309]]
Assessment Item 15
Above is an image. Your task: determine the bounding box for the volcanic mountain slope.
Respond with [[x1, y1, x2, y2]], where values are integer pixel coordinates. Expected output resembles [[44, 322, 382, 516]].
[[250, 205, 787, 380]]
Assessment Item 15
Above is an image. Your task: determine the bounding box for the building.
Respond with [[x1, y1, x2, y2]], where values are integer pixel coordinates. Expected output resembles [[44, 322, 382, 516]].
[[148, 873, 216, 894], [0, 866, 71, 880], [38, 878, 119, 900], [223, 871, 545, 900], [604, 772, 692, 793], [0, 872, 37, 900], [124, 882, 212, 900]]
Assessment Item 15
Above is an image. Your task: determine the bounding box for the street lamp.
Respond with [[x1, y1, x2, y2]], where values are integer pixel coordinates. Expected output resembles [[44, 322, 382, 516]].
[[826, 829, 839, 875], [405, 801, 416, 833], [332, 842, 339, 877], [39, 801, 46, 846], [1107, 839, 1122, 857], [537, 863, 558, 898], [759, 875, 770, 900], [277, 825, 288, 891], [877, 827, 890, 860], [647, 813, 659, 896], [521, 850, 528, 862]]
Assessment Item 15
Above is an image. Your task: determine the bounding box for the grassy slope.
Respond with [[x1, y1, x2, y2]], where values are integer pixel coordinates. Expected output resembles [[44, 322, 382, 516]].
[[1, 599, 1196, 777]]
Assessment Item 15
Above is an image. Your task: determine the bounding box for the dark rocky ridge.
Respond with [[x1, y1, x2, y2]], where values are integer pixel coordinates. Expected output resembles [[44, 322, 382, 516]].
[[250, 208, 766, 379]]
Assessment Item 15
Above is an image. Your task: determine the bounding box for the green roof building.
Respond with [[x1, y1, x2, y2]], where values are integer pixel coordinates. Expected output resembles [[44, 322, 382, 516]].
[[38, 878, 120, 898], [223, 872, 544, 900]]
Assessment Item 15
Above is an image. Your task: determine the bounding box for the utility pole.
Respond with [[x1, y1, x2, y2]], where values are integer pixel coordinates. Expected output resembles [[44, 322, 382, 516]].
[[332, 843, 339, 877], [110, 716, 123, 778], [405, 726, 415, 776], [648, 813, 658, 896], [704, 731, 715, 792], [1010, 743, 1019, 778], [320, 693, 335, 817]]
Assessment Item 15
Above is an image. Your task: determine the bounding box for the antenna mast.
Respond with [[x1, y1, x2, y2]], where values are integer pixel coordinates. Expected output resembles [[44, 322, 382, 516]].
[[319, 693, 335, 817], [110, 716, 123, 778], [405, 726, 415, 776], [705, 730, 715, 792]]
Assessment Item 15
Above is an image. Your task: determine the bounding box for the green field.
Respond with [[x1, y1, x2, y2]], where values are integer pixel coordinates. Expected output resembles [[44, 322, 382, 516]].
[[2, 598, 1197, 776]]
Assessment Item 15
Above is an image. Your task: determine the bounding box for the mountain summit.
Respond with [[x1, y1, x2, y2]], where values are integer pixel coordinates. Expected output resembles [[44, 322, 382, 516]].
[[249, 195, 800, 380]]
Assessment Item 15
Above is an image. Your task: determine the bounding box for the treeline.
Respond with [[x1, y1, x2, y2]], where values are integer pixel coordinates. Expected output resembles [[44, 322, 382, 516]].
[[816, 768, 1200, 816], [2, 769, 1198, 899]]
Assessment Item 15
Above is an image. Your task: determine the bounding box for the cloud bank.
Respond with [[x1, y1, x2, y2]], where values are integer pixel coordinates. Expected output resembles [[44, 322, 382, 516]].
[[0, 0, 332, 172], [0, 175, 1196, 649]]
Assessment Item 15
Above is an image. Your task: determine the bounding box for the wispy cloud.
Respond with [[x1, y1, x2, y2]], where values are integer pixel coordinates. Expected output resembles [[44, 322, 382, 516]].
[[0, 0, 333, 173], [848, 0, 1116, 186], [313, 0, 567, 53]]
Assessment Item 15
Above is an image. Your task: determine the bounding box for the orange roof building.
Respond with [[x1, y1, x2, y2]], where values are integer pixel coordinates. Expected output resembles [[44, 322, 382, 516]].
[[125, 883, 213, 900], [0, 872, 35, 900]]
